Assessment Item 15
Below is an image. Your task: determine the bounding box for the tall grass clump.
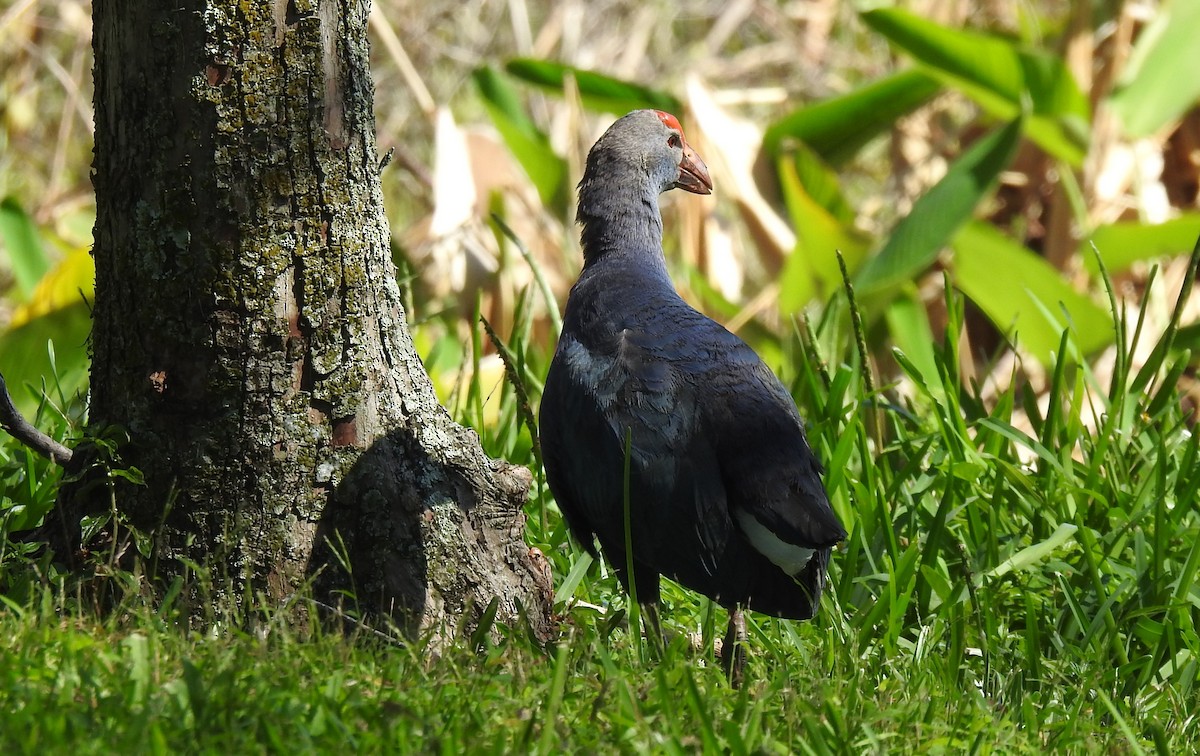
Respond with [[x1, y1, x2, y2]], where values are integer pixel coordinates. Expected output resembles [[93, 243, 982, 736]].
[[449, 239, 1200, 751]]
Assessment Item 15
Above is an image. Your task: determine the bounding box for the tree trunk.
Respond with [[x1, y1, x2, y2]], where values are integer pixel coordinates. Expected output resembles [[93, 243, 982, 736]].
[[76, 0, 552, 641]]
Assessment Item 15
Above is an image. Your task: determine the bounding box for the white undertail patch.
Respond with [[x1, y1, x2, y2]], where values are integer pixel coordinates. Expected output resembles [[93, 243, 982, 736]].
[[734, 508, 815, 576]]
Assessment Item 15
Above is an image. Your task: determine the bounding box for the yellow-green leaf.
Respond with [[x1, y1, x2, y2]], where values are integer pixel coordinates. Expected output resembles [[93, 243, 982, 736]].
[[953, 221, 1112, 365]]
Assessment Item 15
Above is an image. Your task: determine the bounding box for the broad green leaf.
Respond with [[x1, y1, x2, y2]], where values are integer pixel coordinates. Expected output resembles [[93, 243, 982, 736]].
[[776, 155, 871, 311], [988, 523, 1078, 578], [79, 512, 112, 545], [473, 67, 568, 214], [0, 301, 91, 417], [789, 142, 857, 226], [863, 9, 1024, 101], [504, 58, 680, 116], [1109, 0, 1200, 138], [1017, 53, 1091, 163], [11, 249, 95, 328], [954, 221, 1112, 365], [0, 246, 94, 417], [553, 552, 593, 604], [1018, 51, 1089, 121], [862, 8, 1089, 164], [1085, 215, 1200, 274], [763, 69, 942, 166], [0, 197, 50, 299], [855, 119, 1022, 295], [474, 65, 541, 136]]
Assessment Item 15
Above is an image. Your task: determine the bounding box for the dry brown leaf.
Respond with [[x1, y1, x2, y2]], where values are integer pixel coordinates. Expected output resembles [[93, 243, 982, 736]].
[[685, 75, 794, 274]]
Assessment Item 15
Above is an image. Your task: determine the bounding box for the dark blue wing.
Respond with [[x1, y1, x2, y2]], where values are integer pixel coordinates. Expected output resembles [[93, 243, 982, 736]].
[[707, 359, 846, 551], [540, 261, 844, 613], [540, 326, 733, 588]]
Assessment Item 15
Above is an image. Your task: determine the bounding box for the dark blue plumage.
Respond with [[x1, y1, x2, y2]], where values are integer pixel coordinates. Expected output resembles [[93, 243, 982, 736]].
[[540, 111, 845, 659]]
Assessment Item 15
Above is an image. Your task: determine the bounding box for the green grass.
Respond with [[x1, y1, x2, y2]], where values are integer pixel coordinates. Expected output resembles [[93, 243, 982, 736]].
[[2, 252, 1199, 753], [0, 590, 1051, 754]]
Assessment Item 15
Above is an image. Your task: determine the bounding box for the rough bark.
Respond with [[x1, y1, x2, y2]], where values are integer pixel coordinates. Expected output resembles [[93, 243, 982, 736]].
[[75, 0, 552, 641]]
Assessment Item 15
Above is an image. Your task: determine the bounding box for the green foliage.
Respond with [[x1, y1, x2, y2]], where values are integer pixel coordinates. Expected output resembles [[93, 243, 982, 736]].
[[486, 7, 1200, 375], [0, 198, 93, 418], [776, 147, 872, 310], [0, 307, 91, 419], [763, 69, 943, 167], [954, 221, 1112, 364], [473, 62, 681, 219], [0, 420, 68, 575], [861, 8, 1090, 165], [63, 423, 151, 568], [1109, 0, 1200, 138], [504, 58, 681, 116], [4, 6, 1200, 751], [1085, 215, 1200, 273], [0, 197, 50, 298], [854, 119, 1023, 297], [425, 239, 1199, 750], [473, 66, 569, 215], [0, 590, 1041, 753], [0, 390, 80, 603]]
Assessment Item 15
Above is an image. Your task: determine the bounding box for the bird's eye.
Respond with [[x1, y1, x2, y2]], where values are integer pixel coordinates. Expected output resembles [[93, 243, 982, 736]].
[[668, 133, 682, 149]]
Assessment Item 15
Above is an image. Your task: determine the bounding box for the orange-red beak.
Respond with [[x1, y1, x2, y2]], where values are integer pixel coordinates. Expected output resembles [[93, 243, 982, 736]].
[[675, 142, 713, 195]]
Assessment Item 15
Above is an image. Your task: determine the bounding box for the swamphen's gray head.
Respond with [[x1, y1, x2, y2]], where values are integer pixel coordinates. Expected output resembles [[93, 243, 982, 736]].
[[576, 110, 711, 263], [581, 109, 712, 197]]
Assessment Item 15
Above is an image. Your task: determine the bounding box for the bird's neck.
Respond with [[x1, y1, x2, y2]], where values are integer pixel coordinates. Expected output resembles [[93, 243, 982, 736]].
[[576, 177, 667, 271]]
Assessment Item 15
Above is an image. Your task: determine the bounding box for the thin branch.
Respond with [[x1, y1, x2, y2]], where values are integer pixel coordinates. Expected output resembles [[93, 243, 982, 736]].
[[0, 372, 73, 466]]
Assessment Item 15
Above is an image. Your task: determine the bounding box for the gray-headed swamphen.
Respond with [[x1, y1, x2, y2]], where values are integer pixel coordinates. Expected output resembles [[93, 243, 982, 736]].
[[540, 110, 846, 681]]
